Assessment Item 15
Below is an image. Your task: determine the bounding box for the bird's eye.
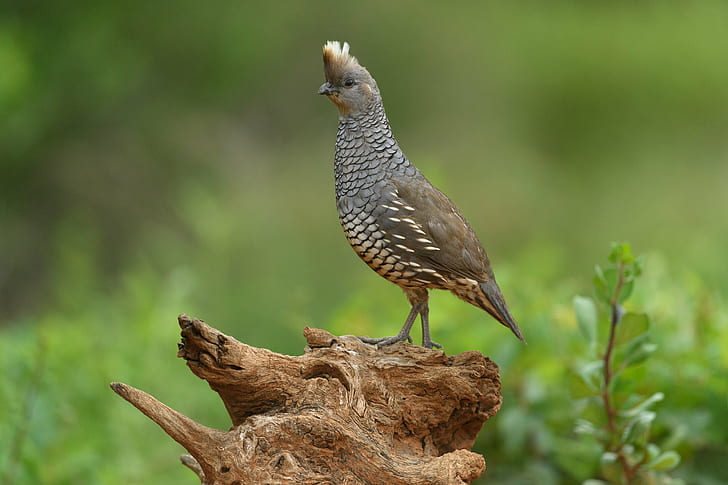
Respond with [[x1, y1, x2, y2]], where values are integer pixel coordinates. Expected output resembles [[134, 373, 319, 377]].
[[343, 78, 356, 88]]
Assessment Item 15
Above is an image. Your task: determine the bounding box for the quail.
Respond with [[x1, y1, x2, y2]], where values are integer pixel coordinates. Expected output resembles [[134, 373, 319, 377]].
[[318, 41, 525, 349]]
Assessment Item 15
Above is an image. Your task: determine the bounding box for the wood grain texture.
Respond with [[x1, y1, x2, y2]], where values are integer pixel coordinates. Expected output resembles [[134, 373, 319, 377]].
[[111, 314, 502, 484]]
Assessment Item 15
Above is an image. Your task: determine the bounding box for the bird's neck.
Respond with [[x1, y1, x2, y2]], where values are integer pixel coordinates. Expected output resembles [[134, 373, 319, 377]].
[[337, 100, 390, 134], [335, 101, 398, 171], [333, 101, 416, 199]]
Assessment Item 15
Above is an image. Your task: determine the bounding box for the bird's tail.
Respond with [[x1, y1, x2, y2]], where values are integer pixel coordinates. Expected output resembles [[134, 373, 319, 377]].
[[478, 280, 527, 343]]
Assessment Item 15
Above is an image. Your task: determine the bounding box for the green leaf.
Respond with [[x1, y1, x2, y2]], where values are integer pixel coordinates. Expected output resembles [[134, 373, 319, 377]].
[[595, 267, 618, 303], [577, 360, 604, 391], [601, 452, 618, 463], [593, 264, 610, 302], [621, 392, 664, 417], [645, 450, 681, 471], [614, 312, 649, 345], [570, 372, 598, 398], [603, 268, 618, 291], [622, 258, 644, 289], [618, 279, 634, 303], [621, 411, 656, 444], [620, 335, 658, 368], [609, 242, 634, 264], [600, 452, 622, 483], [608, 243, 623, 263], [646, 443, 661, 461], [574, 419, 596, 436], [573, 296, 598, 347]]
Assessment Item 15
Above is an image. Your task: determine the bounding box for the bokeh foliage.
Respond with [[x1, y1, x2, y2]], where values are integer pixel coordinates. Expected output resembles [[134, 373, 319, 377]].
[[1, 1, 727, 484]]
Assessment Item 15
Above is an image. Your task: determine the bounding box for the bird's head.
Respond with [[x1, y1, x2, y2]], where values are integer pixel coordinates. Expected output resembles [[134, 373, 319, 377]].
[[318, 41, 380, 117]]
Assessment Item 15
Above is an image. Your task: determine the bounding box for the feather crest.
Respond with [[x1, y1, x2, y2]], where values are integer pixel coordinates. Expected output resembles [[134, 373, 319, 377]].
[[322, 41, 359, 81]]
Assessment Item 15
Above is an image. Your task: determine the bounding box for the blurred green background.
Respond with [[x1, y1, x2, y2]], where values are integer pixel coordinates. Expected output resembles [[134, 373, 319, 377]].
[[1, 1, 727, 484]]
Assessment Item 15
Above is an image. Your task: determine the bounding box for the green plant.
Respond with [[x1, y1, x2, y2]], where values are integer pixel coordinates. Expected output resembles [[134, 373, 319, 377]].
[[572, 243, 681, 485]]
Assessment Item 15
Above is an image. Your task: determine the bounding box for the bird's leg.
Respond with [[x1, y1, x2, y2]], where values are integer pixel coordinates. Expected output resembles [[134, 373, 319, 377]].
[[358, 288, 441, 349], [358, 303, 420, 348], [407, 288, 442, 349], [419, 303, 442, 349]]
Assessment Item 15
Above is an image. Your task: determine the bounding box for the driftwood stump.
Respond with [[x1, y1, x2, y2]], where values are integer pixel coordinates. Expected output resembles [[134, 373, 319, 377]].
[[111, 314, 502, 484]]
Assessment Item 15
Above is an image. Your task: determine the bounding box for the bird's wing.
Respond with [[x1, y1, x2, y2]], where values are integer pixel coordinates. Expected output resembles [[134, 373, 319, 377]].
[[386, 173, 493, 283]]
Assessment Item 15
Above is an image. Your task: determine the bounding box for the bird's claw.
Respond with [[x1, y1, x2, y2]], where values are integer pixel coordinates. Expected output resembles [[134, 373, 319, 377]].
[[423, 339, 443, 350], [357, 334, 441, 349], [358, 334, 411, 348]]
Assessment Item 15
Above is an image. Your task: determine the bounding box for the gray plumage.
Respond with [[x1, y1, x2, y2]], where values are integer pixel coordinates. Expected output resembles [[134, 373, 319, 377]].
[[318, 41, 525, 349]]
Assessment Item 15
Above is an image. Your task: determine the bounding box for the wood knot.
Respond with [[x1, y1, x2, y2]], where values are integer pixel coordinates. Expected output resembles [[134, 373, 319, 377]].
[[303, 327, 338, 348]]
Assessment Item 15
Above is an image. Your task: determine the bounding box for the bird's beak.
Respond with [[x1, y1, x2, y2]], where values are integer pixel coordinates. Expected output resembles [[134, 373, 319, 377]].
[[318, 82, 337, 95]]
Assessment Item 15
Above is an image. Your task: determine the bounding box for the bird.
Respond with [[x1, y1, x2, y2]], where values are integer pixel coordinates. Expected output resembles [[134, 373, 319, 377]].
[[318, 41, 525, 349]]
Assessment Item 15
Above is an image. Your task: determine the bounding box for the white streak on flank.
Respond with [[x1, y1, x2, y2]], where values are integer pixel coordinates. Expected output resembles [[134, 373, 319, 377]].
[[424, 246, 440, 251], [403, 205, 415, 211], [391, 199, 405, 206], [381, 205, 399, 212], [388, 217, 401, 223], [395, 244, 415, 253], [402, 218, 417, 224], [413, 228, 427, 236], [420, 268, 444, 278], [392, 234, 406, 240], [416, 238, 432, 244]]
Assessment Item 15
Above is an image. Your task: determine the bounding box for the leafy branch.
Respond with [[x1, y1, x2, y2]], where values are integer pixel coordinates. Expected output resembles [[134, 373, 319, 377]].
[[572, 243, 681, 485]]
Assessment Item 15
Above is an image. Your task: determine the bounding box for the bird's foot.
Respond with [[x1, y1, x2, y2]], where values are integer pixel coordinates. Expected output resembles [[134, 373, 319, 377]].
[[422, 338, 443, 350], [358, 333, 413, 348]]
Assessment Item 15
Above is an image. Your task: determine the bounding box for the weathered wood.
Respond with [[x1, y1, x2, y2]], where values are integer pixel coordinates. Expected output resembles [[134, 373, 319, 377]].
[[111, 314, 502, 484]]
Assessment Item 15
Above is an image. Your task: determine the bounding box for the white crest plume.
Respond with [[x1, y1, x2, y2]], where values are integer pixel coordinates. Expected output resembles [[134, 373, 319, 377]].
[[322, 41, 359, 80], [323, 40, 350, 58]]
